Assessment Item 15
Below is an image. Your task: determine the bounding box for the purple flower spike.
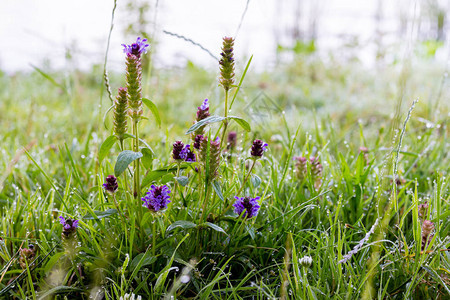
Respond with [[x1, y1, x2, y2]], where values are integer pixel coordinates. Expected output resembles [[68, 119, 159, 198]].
[[59, 216, 79, 232], [233, 196, 261, 219], [181, 144, 196, 162], [103, 175, 118, 194], [200, 99, 209, 110], [194, 135, 204, 150], [196, 99, 210, 121], [142, 185, 171, 212], [122, 37, 150, 57], [251, 139, 268, 158], [172, 141, 185, 160]]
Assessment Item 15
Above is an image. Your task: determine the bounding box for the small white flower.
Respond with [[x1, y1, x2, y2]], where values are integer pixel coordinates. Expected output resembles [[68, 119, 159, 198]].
[[299, 256, 313, 267]]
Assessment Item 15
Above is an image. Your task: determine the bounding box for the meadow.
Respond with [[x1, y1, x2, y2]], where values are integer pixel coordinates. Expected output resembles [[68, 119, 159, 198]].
[[0, 33, 449, 299]]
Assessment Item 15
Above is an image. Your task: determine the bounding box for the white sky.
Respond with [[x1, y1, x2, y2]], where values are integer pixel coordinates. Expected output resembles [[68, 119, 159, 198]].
[[0, 0, 446, 73]]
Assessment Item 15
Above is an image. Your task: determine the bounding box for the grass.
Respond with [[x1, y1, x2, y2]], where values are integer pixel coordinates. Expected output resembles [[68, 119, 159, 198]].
[[0, 35, 449, 299]]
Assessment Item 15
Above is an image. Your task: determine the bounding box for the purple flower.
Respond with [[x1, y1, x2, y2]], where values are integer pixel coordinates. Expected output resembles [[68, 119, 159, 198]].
[[181, 144, 196, 162], [172, 141, 185, 160], [196, 99, 210, 121], [233, 196, 261, 219], [122, 37, 150, 57], [142, 185, 171, 212], [59, 216, 79, 232], [194, 134, 204, 150], [200, 99, 209, 110], [103, 175, 118, 194], [251, 139, 268, 158]]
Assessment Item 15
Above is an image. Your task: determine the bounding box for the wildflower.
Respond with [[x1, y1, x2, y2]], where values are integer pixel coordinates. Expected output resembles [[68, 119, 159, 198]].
[[123, 38, 149, 121], [299, 256, 313, 268], [19, 244, 36, 269], [250, 139, 268, 158], [293, 156, 308, 182], [310, 156, 323, 189], [199, 137, 221, 179], [421, 220, 435, 250], [219, 37, 235, 91], [233, 196, 261, 219], [119, 293, 142, 300], [103, 175, 118, 194], [182, 144, 196, 162], [113, 87, 128, 141], [227, 131, 237, 150], [142, 185, 171, 212], [172, 141, 185, 160], [59, 216, 79, 235], [194, 134, 204, 150], [196, 99, 210, 122], [122, 37, 149, 57]]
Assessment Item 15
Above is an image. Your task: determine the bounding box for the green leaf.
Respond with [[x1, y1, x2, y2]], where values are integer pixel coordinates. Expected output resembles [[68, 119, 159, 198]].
[[228, 116, 251, 132], [176, 176, 189, 186], [201, 222, 228, 235], [251, 174, 262, 188], [141, 147, 154, 169], [83, 209, 118, 220], [161, 174, 174, 184], [185, 115, 226, 135], [114, 150, 143, 177], [141, 164, 189, 188], [98, 135, 118, 163], [142, 98, 161, 128], [130, 252, 157, 269], [212, 180, 224, 201], [141, 170, 170, 188], [166, 220, 197, 233], [36, 286, 83, 299]]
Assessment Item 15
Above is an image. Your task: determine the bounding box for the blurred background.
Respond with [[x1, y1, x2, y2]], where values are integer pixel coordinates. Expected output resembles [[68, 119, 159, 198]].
[[1, 0, 449, 74]]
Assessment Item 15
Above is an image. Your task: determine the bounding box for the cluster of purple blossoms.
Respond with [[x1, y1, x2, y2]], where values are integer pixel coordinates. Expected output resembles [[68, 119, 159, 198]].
[[173, 141, 196, 162], [251, 139, 268, 158], [142, 185, 171, 212], [193, 134, 203, 150], [181, 144, 196, 162], [196, 99, 210, 121], [103, 175, 118, 194], [233, 196, 261, 219], [59, 216, 79, 237], [122, 37, 150, 57]]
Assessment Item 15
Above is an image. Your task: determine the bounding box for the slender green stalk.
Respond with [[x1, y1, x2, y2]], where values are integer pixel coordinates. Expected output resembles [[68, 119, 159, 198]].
[[133, 119, 140, 198], [152, 215, 156, 257], [237, 158, 256, 195], [220, 89, 229, 149]]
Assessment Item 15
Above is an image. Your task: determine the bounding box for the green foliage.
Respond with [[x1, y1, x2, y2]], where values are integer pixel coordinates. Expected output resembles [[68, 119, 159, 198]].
[[0, 38, 449, 300]]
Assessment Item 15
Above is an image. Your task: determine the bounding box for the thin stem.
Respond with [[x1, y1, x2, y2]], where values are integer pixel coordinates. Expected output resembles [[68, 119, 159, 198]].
[[152, 215, 156, 257], [220, 89, 229, 149], [133, 119, 141, 198], [200, 182, 211, 223], [237, 159, 256, 195]]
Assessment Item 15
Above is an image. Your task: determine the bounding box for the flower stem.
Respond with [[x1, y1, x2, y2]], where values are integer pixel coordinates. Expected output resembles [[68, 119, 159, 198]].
[[133, 119, 140, 198], [237, 159, 256, 195], [152, 215, 156, 257], [220, 89, 229, 149]]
